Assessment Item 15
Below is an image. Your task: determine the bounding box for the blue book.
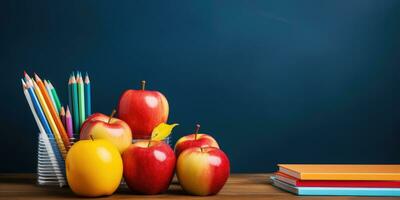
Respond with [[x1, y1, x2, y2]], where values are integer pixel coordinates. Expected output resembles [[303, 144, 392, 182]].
[[271, 176, 400, 197]]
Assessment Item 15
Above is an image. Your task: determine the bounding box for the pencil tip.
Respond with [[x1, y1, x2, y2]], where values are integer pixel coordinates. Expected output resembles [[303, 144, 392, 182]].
[[22, 78, 30, 89], [66, 106, 71, 115], [23, 71, 31, 80], [85, 74, 90, 83]]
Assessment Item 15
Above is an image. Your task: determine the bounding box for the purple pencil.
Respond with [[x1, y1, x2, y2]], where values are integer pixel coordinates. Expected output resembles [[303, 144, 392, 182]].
[[66, 106, 74, 138]]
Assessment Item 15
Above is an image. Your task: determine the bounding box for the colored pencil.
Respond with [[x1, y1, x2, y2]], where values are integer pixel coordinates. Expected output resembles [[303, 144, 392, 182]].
[[84, 72, 91, 118], [68, 74, 73, 121], [49, 81, 62, 114], [22, 79, 46, 136], [22, 79, 64, 181], [45, 80, 58, 115], [31, 79, 67, 158], [77, 72, 85, 126], [71, 75, 79, 134], [34, 74, 70, 150], [23, 73, 55, 139], [66, 106, 73, 139], [22, 79, 64, 156], [60, 106, 66, 128]]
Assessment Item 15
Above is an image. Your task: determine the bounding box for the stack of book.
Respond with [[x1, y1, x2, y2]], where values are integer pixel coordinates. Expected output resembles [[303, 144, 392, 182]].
[[271, 164, 400, 197]]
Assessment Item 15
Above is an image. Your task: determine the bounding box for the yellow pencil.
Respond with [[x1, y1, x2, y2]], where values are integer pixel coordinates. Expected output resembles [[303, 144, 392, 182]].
[[31, 79, 67, 158], [35, 74, 70, 150]]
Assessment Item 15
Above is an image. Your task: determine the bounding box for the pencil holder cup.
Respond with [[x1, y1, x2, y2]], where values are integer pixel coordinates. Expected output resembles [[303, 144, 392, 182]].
[[36, 134, 171, 188], [36, 133, 67, 187]]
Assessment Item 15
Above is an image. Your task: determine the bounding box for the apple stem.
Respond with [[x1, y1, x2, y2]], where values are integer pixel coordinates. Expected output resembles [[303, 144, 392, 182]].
[[147, 140, 151, 148], [200, 147, 204, 153], [141, 80, 146, 90], [90, 135, 94, 141], [194, 124, 200, 140], [108, 109, 116, 124]]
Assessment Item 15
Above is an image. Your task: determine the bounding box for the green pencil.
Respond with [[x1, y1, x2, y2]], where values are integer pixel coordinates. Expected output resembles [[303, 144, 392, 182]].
[[77, 72, 85, 126], [44, 80, 58, 114], [71, 75, 79, 133], [49, 81, 62, 113]]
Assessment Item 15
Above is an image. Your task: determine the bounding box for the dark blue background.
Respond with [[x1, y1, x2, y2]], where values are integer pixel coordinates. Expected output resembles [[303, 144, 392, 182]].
[[1, 0, 399, 172]]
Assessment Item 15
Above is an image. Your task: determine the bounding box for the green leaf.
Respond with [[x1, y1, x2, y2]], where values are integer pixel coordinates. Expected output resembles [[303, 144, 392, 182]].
[[151, 123, 179, 141]]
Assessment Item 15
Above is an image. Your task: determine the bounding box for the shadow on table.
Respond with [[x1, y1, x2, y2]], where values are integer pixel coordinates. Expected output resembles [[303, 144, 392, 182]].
[[117, 182, 188, 196]]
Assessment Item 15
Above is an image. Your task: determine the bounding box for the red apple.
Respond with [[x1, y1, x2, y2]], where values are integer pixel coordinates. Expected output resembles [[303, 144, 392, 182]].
[[174, 124, 219, 157], [80, 110, 132, 153], [176, 147, 230, 196], [122, 140, 176, 194], [117, 80, 169, 139]]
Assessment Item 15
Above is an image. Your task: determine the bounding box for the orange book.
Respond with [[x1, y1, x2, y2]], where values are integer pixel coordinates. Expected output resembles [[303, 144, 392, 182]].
[[278, 164, 400, 181]]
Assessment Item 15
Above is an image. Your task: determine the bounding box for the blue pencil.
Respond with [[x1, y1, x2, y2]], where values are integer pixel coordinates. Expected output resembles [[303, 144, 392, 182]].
[[23, 79, 65, 165], [84, 72, 91, 118]]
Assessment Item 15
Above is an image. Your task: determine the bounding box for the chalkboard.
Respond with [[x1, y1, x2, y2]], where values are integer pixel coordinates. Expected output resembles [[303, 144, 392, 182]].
[[1, 0, 399, 172]]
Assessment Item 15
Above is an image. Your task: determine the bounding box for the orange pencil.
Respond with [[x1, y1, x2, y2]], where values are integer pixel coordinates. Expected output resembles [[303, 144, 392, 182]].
[[35, 74, 70, 150], [30, 79, 67, 158]]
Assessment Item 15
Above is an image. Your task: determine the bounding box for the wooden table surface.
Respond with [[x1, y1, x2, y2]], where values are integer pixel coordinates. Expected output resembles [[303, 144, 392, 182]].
[[0, 173, 398, 199]]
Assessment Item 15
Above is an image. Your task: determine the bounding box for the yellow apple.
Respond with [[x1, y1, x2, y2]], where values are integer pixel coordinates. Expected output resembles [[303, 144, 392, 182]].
[[66, 139, 123, 197], [80, 111, 132, 153]]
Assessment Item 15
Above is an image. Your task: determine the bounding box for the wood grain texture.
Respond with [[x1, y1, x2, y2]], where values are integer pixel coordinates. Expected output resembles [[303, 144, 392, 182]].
[[0, 174, 398, 199]]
